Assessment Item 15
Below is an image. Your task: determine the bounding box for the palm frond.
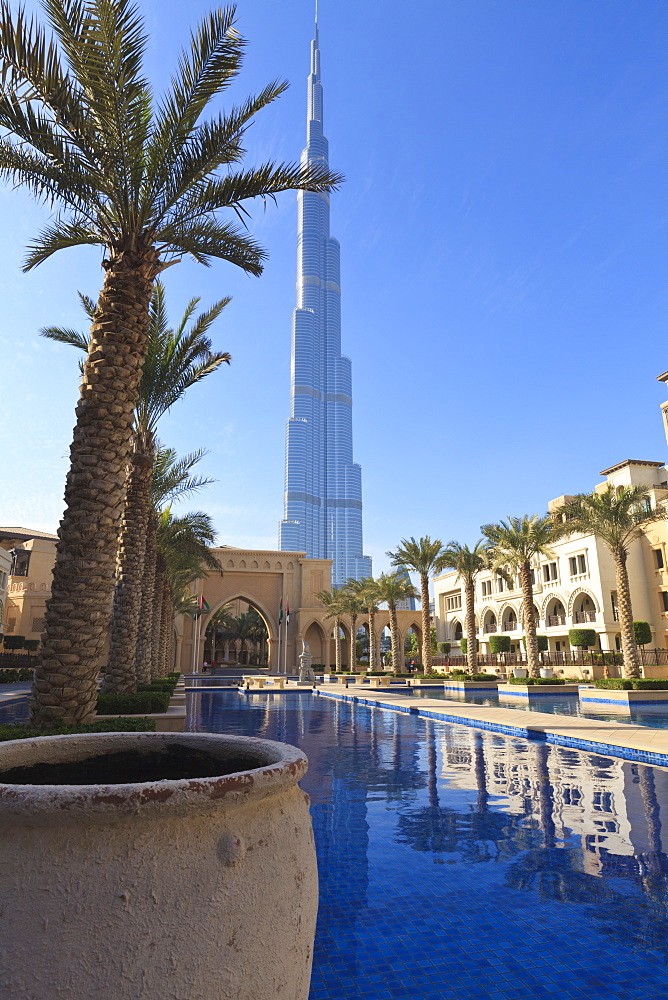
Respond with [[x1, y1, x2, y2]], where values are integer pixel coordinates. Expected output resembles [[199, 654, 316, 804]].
[[148, 79, 289, 216], [148, 6, 242, 184], [40, 324, 90, 351], [156, 216, 265, 272], [23, 216, 104, 270]]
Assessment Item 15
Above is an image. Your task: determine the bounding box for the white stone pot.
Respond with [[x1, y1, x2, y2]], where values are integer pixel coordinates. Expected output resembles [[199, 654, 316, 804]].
[[0, 732, 318, 1000], [513, 667, 529, 678], [540, 668, 554, 678]]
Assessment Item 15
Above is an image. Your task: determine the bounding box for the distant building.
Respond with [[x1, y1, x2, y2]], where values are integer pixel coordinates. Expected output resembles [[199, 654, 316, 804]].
[[394, 567, 417, 611], [0, 546, 10, 639], [0, 527, 58, 640], [434, 457, 668, 657], [278, 12, 371, 587]]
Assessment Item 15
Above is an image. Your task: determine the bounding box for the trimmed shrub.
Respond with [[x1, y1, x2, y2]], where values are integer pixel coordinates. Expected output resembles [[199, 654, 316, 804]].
[[0, 717, 158, 742], [437, 642, 451, 655], [460, 638, 478, 655], [509, 676, 566, 686], [568, 629, 596, 649], [633, 621, 652, 646], [97, 691, 170, 715], [594, 678, 668, 691], [489, 635, 511, 654], [521, 635, 549, 652], [0, 668, 34, 682], [23, 639, 40, 651], [2, 636, 26, 651], [138, 680, 177, 693]]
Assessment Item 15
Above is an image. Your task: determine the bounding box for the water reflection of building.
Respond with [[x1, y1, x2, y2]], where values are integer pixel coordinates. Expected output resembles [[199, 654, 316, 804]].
[[436, 727, 668, 874]]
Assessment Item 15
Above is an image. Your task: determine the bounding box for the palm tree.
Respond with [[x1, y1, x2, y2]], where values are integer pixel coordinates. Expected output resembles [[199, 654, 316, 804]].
[[337, 585, 365, 673], [561, 486, 661, 678], [483, 515, 564, 678], [439, 540, 488, 674], [42, 282, 230, 694], [317, 589, 346, 673], [344, 578, 383, 672], [156, 509, 221, 676], [387, 537, 446, 673], [137, 447, 213, 682], [376, 572, 418, 674], [0, 0, 341, 725]]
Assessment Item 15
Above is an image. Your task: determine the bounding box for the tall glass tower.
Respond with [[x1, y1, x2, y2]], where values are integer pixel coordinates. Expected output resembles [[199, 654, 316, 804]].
[[278, 10, 371, 588]]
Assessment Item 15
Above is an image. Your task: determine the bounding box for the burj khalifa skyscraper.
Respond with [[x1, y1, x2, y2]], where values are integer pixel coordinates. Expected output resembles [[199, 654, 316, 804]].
[[278, 8, 371, 587]]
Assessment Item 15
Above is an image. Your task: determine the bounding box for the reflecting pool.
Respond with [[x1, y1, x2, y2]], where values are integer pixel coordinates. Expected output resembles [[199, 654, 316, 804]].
[[190, 690, 668, 999]]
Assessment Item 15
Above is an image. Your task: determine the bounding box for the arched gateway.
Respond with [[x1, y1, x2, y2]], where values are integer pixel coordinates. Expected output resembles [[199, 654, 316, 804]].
[[174, 547, 423, 673]]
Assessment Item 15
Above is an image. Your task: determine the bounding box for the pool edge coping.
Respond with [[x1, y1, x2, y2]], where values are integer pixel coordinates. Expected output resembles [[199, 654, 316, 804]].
[[318, 689, 668, 768]]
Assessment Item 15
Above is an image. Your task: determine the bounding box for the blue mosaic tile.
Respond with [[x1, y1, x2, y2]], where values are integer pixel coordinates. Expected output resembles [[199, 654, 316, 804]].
[[193, 691, 668, 1000]]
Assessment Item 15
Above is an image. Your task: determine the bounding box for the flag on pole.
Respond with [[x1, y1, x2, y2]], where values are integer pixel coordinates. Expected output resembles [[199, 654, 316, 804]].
[[286, 601, 290, 626], [278, 598, 283, 624], [197, 596, 210, 612]]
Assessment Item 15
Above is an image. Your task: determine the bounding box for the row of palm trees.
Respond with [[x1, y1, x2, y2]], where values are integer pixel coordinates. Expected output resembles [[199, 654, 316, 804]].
[[439, 486, 661, 680], [317, 572, 418, 673], [44, 283, 227, 697], [0, 1, 340, 725]]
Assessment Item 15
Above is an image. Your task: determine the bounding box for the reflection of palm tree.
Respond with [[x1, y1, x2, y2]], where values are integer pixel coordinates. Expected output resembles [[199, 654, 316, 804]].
[[535, 743, 556, 849], [397, 727, 532, 862], [506, 847, 615, 904]]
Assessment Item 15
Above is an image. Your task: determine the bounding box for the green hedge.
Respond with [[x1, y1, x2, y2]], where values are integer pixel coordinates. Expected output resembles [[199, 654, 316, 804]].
[[0, 717, 157, 742], [522, 635, 549, 652], [437, 642, 451, 655], [594, 678, 668, 690], [633, 621, 652, 646], [569, 629, 596, 649], [0, 668, 34, 682], [449, 671, 497, 681], [97, 691, 170, 715], [2, 636, 26, 651], [488, 635, 510, 654], [137, 681, 177, 693], [509, 677, 567, 686]]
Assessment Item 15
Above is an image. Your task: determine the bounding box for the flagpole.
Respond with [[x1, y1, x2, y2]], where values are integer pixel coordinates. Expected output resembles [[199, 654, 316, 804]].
[[277, 597, 283, 675], [284, 603, 289, 675]]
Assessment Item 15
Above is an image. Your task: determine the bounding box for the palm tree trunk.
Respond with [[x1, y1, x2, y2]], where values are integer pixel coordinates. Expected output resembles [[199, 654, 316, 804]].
[[158, 578, 172, 676], [33, 251, 159, 726], [334, 618, 342, 673], [349, 613, 358, 673], [521, 561, 540, 678], [135, 513, 157, 684], [368, 609, 378, 671], [614, 548, 641, 678], [103, 450, 153, 695], [389, 604, 403, 674], [150, 555, 166, 679], [465, 581, 477, 674], [420, 572, 432, 673]]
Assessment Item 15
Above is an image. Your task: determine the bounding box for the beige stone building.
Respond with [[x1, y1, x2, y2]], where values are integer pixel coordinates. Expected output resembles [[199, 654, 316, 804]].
[[176, 546, 423, 674], [0, 527, 58, 641], [434, 457, 668, 659]]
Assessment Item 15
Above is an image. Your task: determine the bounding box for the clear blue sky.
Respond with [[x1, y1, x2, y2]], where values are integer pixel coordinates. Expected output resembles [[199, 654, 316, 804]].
[[0, 0, 666, 577]]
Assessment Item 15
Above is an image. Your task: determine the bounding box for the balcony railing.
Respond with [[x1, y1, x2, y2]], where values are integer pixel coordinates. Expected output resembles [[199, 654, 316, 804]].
[[546, 615, 566, 627], [503, 621, 518, 632], [483, 623, 497, 634], [573, 611, 596, 623]]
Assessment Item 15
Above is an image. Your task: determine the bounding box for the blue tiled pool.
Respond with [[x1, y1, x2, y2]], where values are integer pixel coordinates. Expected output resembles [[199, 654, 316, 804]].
[[411, 688, 668, 730], [191, 689, 668, 999]]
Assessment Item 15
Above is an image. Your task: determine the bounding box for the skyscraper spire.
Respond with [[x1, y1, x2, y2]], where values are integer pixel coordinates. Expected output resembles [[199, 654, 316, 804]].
[[278, 10, 371, 587]]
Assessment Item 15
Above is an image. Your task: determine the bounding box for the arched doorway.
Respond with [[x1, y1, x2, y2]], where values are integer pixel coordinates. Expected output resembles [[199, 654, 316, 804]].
[[203, 598, 271, 667]]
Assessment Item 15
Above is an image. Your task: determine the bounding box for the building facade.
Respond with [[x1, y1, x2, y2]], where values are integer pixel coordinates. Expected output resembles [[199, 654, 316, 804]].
[[278, 13, 371, 587], [0, 527, 58, 641], [434, 459, 668, 657]]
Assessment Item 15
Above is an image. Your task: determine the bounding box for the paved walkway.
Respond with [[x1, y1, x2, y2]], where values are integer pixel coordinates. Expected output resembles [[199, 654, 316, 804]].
[[319, 683, 668, 769]]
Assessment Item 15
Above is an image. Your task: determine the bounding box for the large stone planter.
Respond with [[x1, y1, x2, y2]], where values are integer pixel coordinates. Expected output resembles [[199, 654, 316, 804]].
[[0, 732, 318, 1000]]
